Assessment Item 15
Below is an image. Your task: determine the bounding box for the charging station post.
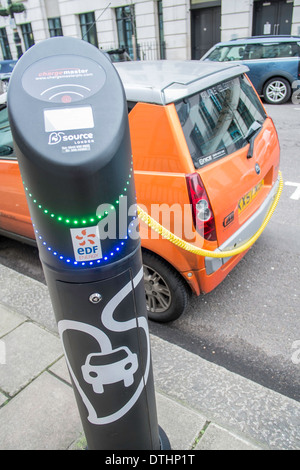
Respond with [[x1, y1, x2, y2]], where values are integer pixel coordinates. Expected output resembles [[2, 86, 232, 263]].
[[8, 37, 167, 450]]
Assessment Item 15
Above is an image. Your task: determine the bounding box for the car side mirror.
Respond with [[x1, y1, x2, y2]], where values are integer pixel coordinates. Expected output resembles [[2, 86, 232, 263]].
[[0, 145, 13, 156]]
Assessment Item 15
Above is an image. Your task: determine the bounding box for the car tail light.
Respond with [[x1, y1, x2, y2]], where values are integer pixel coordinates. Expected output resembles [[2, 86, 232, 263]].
[[186, 172, 217, 242]]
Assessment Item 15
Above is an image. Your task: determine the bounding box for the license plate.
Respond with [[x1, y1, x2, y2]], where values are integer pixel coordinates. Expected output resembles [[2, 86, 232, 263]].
[[238, 180, 264, 214]]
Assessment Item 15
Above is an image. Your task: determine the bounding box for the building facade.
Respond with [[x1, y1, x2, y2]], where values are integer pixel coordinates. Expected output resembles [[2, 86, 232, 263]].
[[0, 0, 300, 61]]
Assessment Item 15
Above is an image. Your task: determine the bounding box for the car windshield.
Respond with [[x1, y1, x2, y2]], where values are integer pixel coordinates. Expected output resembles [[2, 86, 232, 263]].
[[0, 61, 16, 73], [175, 75, 267, 169], [89, 349, 128, 366]]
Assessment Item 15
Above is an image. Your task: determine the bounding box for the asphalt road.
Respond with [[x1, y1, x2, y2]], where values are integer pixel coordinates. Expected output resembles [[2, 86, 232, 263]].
[[152, 103, 300, 401], [0, 103, 299, 401]]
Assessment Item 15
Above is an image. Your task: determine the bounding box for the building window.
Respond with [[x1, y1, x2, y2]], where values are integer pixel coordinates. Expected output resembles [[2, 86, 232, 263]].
[[16, 45, 23, 59], [0, 28, 12, 60], [116, 5, 137, 59], [21, 23, 35, 50], [79, 12, 98, 47], [48, 17, 63, 37], [157, 0, 165, 59]]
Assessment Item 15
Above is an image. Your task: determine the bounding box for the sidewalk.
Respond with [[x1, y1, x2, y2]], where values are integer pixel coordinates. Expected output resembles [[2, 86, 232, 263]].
[[0, 263, 299, 450]]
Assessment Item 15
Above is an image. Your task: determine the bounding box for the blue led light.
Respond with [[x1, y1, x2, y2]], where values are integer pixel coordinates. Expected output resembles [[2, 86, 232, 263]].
[[32, 221, 133, 268]]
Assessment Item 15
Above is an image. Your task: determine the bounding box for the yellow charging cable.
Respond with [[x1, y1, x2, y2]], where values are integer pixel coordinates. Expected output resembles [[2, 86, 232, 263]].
[[137, 171, 283, 259]]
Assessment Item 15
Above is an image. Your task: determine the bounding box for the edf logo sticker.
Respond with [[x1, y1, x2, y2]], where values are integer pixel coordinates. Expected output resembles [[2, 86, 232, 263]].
[[70, 226, 102, 262]]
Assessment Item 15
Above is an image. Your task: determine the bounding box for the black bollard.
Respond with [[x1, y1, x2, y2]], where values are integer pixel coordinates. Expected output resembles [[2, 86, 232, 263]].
[[8, 36, 167, 450]]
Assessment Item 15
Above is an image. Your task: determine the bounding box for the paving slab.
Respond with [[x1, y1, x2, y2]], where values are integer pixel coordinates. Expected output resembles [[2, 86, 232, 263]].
[[49, 356, 71, 384], [0, 392, 7, 407], [0, 265, 57, 333], [151, 336, 300, 450], [0, 303, 26, 337], [0, 372, 82, 450], [0, 321, 63, 396], [155, 393, 207, 450], [196, 423, 263, 450]]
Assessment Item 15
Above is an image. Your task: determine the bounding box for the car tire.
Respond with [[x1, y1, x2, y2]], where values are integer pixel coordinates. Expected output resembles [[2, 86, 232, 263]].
[[263, 77, 291, 105], [142, 251, 190, 323]]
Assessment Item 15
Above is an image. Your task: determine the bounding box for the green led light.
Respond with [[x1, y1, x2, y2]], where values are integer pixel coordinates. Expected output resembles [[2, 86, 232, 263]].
[[23, 158, 134, 227]]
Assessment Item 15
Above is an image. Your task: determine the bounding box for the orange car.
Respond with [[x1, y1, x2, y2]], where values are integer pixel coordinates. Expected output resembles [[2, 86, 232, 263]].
[[0, 60, 281, 322]]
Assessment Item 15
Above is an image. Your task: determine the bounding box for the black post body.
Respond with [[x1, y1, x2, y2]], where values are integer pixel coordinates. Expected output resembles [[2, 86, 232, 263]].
[[8, 37, 162, 450]]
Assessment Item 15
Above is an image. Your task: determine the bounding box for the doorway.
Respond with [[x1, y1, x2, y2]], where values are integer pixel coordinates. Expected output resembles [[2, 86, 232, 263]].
[[191, 6, 221, 59], [252, 0, 294, 36]]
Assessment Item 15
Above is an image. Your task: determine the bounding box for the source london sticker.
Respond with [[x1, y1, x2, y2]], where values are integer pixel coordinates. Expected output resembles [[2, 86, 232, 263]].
[[70, 226, 102, 262]]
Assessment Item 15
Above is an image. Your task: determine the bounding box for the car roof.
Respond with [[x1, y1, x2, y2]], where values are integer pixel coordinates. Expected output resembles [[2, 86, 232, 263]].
[[114, 60, 249, 105], [211, 35, 300, 47]]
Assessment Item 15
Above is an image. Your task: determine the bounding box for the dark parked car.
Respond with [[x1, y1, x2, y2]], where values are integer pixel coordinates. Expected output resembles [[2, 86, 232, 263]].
[[201, 36, 300, 104]]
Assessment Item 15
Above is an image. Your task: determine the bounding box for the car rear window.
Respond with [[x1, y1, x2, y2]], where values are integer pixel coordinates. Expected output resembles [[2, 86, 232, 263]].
[[175, 75, 267, 169]]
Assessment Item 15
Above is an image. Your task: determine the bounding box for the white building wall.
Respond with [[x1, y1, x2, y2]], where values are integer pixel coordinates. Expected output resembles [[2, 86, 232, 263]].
[[134, 1, 157, 59], [163, 0, 190, 59], [221, 0, 252, 41], [292, 0, 300, 35], [0, 0, 300, 61]]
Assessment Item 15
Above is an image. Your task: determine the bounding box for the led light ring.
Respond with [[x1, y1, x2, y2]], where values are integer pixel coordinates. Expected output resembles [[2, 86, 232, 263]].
[[23, 160, 134, 227], [32, 217, 137, 267]]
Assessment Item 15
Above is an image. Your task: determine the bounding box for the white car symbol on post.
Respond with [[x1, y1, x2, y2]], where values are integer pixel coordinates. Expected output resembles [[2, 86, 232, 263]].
[[81, 346, 138, 394]]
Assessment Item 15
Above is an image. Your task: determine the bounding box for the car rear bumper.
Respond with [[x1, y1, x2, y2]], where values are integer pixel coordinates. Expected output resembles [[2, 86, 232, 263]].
[[205, 175, 280, 275]]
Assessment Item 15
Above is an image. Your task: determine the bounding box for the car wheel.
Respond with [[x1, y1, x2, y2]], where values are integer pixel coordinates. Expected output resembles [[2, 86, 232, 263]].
[[263, 77, 291, 105], [142, 251, 189, 323]]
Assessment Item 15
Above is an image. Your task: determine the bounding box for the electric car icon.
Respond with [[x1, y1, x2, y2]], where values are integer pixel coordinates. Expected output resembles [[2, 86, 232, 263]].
[[81, 346, 138, 394]]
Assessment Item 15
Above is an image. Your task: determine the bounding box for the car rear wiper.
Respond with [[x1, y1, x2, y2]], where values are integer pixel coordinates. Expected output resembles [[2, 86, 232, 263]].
[[245, 120, 263, 159]]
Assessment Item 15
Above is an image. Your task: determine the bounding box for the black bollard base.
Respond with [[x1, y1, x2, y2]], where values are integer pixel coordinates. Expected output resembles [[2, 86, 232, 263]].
[[159, 426, 171, 450]]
